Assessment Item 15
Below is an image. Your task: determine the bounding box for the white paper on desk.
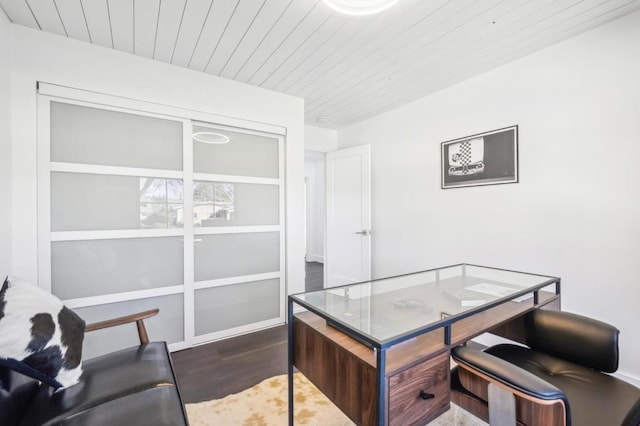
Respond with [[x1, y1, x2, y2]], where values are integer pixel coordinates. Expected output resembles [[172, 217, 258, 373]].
[[461, 299, 486, 307], [464, 283, 533, 303], [465, 283, 518, 298], [511, 293, 533, 303]]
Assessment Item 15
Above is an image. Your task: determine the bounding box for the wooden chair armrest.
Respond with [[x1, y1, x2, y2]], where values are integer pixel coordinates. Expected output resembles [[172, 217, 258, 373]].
[[85, 308, 159, 345]]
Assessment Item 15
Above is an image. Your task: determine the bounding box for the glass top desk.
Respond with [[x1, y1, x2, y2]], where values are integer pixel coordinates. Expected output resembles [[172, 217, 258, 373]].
[[287, 264, 560, 426]]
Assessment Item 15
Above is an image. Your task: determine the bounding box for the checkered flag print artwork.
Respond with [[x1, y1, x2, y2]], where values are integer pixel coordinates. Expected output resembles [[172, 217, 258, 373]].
[[459, 141, 472, 168], [447, 137, 485, 177], [443, 126, 517, 188]]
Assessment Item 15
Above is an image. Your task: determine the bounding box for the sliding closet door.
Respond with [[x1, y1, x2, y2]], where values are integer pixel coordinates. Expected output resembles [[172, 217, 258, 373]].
[[38, 99, 189, 359], [191, 123, 285, 343], [37, 86, 287, 358]]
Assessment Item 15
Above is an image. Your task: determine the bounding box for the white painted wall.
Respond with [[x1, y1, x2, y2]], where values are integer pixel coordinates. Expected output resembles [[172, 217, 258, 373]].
[[0, 11, 11, 278], [338, 10, 640, 380], [303, 125, 335, 265], [305, 125, 338, 152], [304, 151, 326, 263], [9, 25, 305, 295]]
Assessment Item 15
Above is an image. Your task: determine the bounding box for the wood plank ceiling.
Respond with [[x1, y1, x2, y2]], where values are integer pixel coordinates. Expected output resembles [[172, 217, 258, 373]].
[[2, 0, 639, 129]]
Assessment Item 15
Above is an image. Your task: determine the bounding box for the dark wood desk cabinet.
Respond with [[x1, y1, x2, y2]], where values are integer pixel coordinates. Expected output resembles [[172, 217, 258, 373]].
[[288, 264, 561, 426]]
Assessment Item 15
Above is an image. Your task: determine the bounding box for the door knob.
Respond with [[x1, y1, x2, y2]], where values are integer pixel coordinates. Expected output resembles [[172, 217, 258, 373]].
[[354, 230, 371, 236]]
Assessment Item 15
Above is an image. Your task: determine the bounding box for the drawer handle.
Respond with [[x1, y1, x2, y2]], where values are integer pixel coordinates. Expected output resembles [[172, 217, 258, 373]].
[[419, 390, 435, 400]]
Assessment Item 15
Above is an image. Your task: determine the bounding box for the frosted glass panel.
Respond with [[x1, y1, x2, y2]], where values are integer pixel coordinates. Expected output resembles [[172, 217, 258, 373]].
[[51, 172, 184, 231], [52, 237, 183, 299], [193, 181, 279, 227], [194, 233, 279, 281], [75, 294, 184, 359], [50, 102, 183, 170], [193, 125, 279, 178], [195, 279, 279, 335]]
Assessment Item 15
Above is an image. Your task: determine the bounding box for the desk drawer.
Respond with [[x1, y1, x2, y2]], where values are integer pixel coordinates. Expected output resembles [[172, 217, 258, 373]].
[[388, 352, 450, 426]]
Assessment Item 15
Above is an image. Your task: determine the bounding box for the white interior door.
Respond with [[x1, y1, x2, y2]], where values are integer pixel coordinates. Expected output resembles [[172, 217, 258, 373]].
[[325, 145, 371, 288], [190, 122, 286, 344]]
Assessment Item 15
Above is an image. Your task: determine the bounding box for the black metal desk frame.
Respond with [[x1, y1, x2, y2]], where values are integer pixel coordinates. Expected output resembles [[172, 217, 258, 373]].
[[287, 263, 561, 425]]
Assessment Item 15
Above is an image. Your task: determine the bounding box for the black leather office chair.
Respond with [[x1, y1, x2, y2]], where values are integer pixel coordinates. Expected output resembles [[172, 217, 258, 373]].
[[451, 310, 640, 425]]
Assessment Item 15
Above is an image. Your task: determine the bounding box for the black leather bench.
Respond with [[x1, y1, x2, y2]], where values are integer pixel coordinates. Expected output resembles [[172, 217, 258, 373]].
[[0, 310, 188, 426]]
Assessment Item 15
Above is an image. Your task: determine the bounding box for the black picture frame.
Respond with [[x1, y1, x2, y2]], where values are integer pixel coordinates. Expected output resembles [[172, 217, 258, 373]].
[[441, 125, 518, 189]]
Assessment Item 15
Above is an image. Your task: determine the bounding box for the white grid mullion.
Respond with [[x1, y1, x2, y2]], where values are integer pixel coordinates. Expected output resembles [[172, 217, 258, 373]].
[[51, 229, 184, 241], [194, 271, 281, 290], [63, 285, 185, 309], [37, 96, 53, 292], [182, 119, 196, 348], [51, 162, 184, 179], [193, 173, 279, 185], [194, 225, 280, 235], [278, 135, 286, 322]]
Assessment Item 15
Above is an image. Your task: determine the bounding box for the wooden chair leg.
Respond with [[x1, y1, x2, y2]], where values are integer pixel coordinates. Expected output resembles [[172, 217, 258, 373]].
[[136, 319, 150, 345]]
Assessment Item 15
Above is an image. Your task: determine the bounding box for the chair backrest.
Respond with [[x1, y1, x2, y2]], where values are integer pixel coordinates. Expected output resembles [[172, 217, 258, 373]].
[[525, 310, 620, 373]]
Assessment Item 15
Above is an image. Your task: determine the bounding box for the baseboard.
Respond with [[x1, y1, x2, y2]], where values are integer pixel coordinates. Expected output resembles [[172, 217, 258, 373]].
[[614, 371, 640, 387], [306, 254, 324, 263]]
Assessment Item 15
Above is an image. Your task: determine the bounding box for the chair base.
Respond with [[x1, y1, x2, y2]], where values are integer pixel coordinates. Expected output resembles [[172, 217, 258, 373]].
[[451, 366, 490, 423], [451, 366, 564, 426]]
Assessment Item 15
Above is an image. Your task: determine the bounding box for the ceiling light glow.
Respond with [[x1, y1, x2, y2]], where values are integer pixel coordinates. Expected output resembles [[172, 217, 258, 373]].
[[193, 132, 230, 144], [322, 0, 400, 16]]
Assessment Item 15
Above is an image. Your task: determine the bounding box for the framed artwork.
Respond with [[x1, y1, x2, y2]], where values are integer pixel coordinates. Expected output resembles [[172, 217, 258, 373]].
[[441, 125, 518, 189]]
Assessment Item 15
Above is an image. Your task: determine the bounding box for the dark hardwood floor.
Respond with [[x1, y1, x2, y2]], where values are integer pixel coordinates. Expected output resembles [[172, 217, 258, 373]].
[[174, 262, 324, 403], [305, 261, 323, 292], [172, 325, 288, 403]]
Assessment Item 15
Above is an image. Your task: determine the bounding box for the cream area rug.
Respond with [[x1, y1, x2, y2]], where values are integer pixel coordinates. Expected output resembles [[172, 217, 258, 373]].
[[186, 373, 487, 426]]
